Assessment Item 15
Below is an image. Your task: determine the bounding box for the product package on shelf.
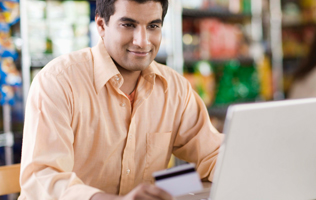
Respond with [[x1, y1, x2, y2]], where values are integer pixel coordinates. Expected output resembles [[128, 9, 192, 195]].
[[282, 2, 301, 25], [282, 5, 316, 95], [183, 60, 260, 108], [257, 55, 273, 101], [301, 0, 316, 23], [182, 1, 259, 109], [183, 60, 215, 107], [27, 0, 90, 59], [181, 0, 205, 9], [282, 27, 315, 58], [0, 0, 19, 26], [212, 60, 260, 106], [182, 18, 251, 61], [200, 19, 242, 60], [181, 0, 251, 14], [0, 0, 21, 106], [27, 1, 46, 56], [182, 18, 201, 60], [283, 0, 316, 25]]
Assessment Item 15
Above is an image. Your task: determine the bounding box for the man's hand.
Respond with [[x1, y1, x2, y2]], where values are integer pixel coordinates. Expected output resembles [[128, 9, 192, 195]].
[[122, 183, 173, 200], [90, 183, 173, 200]]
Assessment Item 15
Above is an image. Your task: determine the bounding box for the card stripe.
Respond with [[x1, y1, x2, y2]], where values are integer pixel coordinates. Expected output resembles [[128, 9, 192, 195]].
[[154, 168, 196, 181]]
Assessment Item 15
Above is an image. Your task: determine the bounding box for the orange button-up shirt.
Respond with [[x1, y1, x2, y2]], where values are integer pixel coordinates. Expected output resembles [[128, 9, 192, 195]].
[[19, 40, 223, 200]]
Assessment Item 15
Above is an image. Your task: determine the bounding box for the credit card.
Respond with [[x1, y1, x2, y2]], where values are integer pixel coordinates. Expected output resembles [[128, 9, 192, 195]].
[[153, 163, 203, 197]]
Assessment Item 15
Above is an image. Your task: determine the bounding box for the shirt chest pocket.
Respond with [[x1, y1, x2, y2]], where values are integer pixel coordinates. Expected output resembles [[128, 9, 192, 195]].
[[143, 131, 173, 182]]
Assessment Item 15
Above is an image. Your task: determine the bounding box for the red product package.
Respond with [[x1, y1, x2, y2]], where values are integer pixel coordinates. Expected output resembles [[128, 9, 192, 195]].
[[200, 19, 241, 59]]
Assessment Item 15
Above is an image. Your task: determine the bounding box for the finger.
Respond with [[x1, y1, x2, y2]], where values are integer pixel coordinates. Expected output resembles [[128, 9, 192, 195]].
[[144, 184, 173, 200], [134, 192, 160, 200], [132, 185, 163, 200]]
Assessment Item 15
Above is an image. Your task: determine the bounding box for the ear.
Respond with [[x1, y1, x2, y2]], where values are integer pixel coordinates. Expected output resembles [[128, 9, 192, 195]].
[[95, 14, 106, 38]]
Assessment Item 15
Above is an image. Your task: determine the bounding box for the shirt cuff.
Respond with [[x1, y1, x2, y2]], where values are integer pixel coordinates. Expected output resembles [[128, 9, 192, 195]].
[[60, 184, 104, 200]]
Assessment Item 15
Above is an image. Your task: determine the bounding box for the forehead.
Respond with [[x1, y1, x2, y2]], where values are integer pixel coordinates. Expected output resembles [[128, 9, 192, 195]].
[[111, 0, 163, 22]]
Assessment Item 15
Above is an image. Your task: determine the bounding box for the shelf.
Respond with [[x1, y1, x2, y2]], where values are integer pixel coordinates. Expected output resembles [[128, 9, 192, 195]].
[[283, 57, 302, 72], [184, 57, 254, 66], [182, 8, 251, 21], [282, 21, 316, 29], [31, 54, 56, 68], [283, 56, 305, 61]]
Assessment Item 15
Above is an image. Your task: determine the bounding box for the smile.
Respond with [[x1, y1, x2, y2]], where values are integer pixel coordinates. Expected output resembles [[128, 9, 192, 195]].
[[127, 50, 151, 57]]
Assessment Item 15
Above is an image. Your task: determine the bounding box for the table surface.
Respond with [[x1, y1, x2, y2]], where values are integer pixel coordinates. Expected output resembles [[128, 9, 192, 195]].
[[176, 182, 212, 200]]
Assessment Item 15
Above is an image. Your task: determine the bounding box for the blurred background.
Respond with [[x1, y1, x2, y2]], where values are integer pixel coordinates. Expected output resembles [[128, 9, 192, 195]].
[[1, 0, 316, 198]]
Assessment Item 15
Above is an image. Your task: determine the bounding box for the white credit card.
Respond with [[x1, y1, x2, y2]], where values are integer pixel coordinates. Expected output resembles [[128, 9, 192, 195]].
[[153, 163, 203, 197]]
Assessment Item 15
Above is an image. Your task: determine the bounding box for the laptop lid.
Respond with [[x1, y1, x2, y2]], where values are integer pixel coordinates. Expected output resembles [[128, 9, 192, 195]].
[[210, 98, 316, 200]]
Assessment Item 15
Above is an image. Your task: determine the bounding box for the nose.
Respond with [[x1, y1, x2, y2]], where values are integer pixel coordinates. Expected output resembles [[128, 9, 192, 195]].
[[133, 26, 150, 48]]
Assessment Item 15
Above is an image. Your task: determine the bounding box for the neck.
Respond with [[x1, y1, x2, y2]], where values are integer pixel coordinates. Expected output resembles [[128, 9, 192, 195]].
[[116, 65, 141, 95]]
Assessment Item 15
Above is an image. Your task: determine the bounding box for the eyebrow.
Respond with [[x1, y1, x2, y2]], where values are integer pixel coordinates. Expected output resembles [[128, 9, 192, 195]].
[[119, 17, 162, 25], [150, 19, 163, 25], [119, 17, 138, 23]]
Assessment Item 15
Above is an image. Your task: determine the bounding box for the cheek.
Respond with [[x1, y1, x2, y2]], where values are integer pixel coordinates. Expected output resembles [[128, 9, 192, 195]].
[[153, 35, 162, 50], [152, 34, 162, 49], [107, 29, 131, 46], [115, 29, 133, 43]]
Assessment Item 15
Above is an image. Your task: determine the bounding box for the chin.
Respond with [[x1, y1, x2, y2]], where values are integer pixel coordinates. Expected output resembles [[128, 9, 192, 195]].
[[129, 62, 152, 71], [133, 65, 149, 71]]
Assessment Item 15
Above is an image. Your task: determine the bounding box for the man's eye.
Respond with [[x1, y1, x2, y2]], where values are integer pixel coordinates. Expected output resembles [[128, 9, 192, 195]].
[[149, 24, 160, 29], [122, 23, 135, 28]]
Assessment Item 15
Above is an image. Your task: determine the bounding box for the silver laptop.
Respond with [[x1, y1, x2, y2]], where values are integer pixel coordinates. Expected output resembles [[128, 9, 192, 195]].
[[178, 98, 316, 200], [211, 98, 316, 200]]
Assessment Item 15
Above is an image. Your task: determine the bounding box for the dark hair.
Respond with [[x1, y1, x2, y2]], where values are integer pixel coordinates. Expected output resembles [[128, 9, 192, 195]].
[[293, 30, 316, 80], [95, 0, 169, 25]]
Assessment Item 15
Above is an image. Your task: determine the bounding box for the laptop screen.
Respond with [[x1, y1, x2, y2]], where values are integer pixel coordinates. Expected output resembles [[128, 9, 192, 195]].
[[210, 98, 316, 200]]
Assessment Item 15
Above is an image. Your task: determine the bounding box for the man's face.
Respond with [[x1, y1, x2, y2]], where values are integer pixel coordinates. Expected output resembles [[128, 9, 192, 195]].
[[96, 0, 163, 72]]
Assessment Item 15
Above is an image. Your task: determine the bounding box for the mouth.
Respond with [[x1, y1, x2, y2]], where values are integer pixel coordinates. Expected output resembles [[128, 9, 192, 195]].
[[127, 50, 151, 57]]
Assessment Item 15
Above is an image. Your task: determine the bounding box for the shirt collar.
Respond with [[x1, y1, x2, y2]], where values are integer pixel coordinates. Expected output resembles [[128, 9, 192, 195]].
[[91, 39, 120, 94], [142, 62, 168, 93], [91, 39, 168, 93]]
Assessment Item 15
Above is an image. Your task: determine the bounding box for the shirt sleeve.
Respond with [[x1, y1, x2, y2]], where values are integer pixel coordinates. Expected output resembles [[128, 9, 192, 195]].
[[19, 71, 102, 200], [172, 80, 224, 182]]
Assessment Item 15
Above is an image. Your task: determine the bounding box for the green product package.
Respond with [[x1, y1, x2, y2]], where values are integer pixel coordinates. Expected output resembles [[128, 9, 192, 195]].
[[212, 60, 260, 106]]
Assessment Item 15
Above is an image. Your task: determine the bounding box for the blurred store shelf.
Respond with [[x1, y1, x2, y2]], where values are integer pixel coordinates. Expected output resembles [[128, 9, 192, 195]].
[[184, 57, 254, 67], [283, 56, 305, 61], [282, 21, 316, 29], [31, 54, 55, 68], [182, 8, 251, 20], [31, 55, 168, 68]]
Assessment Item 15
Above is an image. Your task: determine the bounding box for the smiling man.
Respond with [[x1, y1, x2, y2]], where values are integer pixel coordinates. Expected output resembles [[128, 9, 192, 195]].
[[98, 0, 163, 96], [19, 0, 223, 200]]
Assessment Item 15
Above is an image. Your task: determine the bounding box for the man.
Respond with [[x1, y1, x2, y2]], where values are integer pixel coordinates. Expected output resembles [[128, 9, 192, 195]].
[[19, 0, 224, 199]]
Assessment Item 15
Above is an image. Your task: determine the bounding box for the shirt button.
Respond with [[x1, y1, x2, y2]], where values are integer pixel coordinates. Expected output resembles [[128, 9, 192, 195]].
[[126, 169, 131, 174], [116, 77, 120, 81], [128, 135, 132, 139], [120, 103, 125, 107]]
